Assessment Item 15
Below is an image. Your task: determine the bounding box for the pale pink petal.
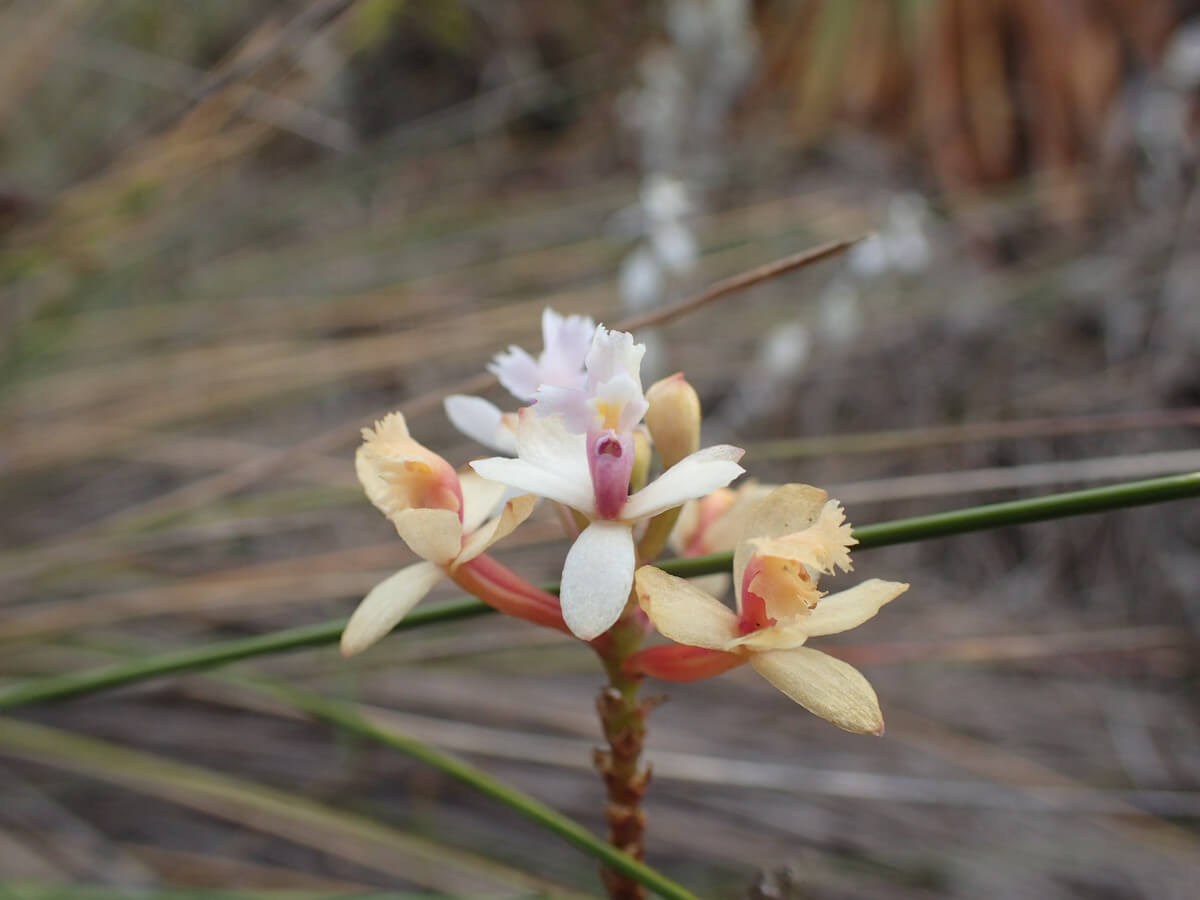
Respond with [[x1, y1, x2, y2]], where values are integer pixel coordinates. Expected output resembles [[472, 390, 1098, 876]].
[[803, 579, 909, 637], [392, 508, 462, 566], [538, 308, 594, 387], [458, 470, 508, 533], [489, 345, 542, 401], [751, 647, 885, 735], [454, 494, 538, 568], [635, 566, 740, 650], [444, 395, 517, 455], [532, 383, 593, 432], [732, 484, 829, 609], [621, 445, 745, 521], [560, 521, 636, 640], [341, 561, 444, 656]]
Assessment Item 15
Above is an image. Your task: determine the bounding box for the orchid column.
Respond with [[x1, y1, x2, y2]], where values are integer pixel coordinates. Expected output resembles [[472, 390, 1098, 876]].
[[471, 326, 743, 896]]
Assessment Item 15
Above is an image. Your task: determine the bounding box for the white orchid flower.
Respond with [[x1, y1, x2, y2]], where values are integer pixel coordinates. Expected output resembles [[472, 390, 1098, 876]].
[[634, 485, 909, 735], [342, 412, 540, 655], [471, 326, 744, 641], [444, 308, 595, 454]]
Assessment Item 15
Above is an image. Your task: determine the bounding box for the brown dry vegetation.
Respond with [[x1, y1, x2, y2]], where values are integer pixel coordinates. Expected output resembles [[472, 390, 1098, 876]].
[[2, 1, 1200, 898]]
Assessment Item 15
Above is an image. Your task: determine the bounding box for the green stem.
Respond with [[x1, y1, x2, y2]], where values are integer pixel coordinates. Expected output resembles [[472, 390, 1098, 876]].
[[2, 471, 1196, 711], [238, 678, 700, 900]]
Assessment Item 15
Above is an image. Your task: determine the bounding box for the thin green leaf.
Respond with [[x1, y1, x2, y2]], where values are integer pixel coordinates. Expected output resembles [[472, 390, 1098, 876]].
[[1, 472, 1196, 711], [0, 716, 581, 897], [235, 677, 702, 900]]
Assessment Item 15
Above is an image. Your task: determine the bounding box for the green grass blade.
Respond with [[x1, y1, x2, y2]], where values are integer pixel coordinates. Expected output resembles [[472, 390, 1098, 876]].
[[0, 716, 583, 897], [237, 677, 702, 900], [1, 471, 1196, 711]]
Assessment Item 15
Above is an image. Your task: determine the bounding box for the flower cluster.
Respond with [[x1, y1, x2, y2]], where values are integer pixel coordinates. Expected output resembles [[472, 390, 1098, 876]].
[[345, 308, 909, 734]]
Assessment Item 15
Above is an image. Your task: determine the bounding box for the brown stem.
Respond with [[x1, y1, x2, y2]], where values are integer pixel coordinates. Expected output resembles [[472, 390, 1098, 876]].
[[594, 598, 653, 900]]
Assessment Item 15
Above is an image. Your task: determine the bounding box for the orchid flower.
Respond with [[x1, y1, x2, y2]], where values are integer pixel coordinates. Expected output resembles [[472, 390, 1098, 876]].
[[342, 412, 556, 655], [631, 484, 909, 735], [444, 308, 595, 454], [471, 326, 745, 641]]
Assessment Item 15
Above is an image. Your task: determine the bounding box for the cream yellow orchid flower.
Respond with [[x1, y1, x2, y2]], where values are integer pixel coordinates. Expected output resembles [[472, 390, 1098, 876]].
[[632, 484, 908, 735], [342, 412, 545, 655]]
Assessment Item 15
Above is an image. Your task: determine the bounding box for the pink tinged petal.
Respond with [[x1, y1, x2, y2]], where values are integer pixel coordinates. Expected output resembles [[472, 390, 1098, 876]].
[[626, 644, 747, 682], [443, 395, 518, 455], [751, 647, 885, 735], [341, 561, 444, 656], [532, 383, 594, 431], [560, 521, 636, 640], [803, 579, 909, 637], [622, 444, 746, 521], [588, 430, 635, 519], [489, 345, 542, 401], [392, 508, 463, 566], [732, 484, 829, 607], [454, 493, 538, 568], [538, 308, 595, 388], [452, 554, 568, 634], [458, 470, 508, 534], [634, 566, 740, 649]]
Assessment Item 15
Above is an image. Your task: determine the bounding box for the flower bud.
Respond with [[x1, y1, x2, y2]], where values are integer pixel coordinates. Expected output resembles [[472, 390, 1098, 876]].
[[644, 373, 700, 470]]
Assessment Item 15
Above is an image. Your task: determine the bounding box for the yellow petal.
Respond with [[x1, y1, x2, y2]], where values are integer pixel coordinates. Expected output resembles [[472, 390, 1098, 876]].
[[696, 481, 775, 555], [459, 469, 508, 533], [341, 561, 444, 656], [749, 499, 856, 577], [635, 566, 740, 650], [804, 579, 909, 637], [357, 412, 460, 517], [393, 508, 462, 566], [453, 493, 538, 569], [725, 620, 810, 652], [751, 647, 885, 735], [732, 484, 828, 607]]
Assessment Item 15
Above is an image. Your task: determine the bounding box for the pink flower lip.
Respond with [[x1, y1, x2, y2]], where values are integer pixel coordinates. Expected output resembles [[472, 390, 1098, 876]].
[[588, 430, 634, 519]]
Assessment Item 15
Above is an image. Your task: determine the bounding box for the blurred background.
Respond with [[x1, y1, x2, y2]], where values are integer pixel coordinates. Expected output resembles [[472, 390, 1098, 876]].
[[3, 0, 1200, 896]]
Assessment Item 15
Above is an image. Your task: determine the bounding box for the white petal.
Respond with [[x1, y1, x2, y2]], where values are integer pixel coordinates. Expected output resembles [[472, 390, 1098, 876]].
[[803, 579, 908, 637], [472, 412, 595, 512], [635, 566, 739, 649], [585, 326, 645, 392], [341, 561, 444, 655], [471, 457, 594, 513], [751, 647, 885, 735], [444, 395, 517, 455], [488, 345, 542, 401], [454, 493, 538, 568], [622, 445, 745, 521], [560, 521, 636, 640], [393, 508, 462, 566], [458, 469, 508, 533]]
